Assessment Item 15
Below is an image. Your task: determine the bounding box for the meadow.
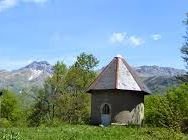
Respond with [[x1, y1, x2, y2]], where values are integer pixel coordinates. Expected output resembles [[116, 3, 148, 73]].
[[0, 124, 187, 140]]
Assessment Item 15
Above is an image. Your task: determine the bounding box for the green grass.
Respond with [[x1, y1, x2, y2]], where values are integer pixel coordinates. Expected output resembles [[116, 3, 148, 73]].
[[0, 125, 187, 140]]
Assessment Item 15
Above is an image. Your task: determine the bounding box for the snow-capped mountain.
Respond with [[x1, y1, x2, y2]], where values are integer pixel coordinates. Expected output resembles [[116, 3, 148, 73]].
[[19, 61, 53, 81], [28, 69, 43, 81], [0, 61, 53, 93], [21, 61, 53, 74]]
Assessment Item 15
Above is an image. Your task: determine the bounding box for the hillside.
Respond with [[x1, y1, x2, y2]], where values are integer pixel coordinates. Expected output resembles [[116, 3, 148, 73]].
[[0, 61, 186, 93], [0, 61, 53, 93], [135, 66, 186, 93]]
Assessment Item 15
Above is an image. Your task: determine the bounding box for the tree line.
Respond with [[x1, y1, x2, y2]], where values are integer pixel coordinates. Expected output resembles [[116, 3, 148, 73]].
[[0, 52, 99, 127]]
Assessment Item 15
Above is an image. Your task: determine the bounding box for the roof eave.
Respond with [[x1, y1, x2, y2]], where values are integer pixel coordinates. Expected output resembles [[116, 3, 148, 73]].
[[87, 89, 151, 95]]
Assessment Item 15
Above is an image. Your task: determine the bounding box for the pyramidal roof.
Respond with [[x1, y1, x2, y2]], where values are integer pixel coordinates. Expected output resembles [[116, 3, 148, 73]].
[[87, 55, 150, 94]]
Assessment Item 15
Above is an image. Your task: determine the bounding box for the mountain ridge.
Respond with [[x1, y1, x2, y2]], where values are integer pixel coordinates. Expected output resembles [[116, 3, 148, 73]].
[[0, 61, 186, 93], [135, 65, 186, 77]]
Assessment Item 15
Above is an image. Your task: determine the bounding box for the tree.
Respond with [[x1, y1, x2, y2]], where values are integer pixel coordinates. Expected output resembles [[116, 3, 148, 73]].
[[0, 90, 22, 126], [74, 52, 99, 71], [56, 93, 90, 124], [28, 62, 68, 126], [65, 52, 99, 93], [28, 53, 99, 125], [44, 61, 68, 121], [180, 13, 188, 82], [46, 61, 68, 95], [27, 89, 50, 127]]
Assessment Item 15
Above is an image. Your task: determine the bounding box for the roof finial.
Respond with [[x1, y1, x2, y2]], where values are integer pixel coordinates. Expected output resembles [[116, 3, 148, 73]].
[[116, 54, 123, 58]]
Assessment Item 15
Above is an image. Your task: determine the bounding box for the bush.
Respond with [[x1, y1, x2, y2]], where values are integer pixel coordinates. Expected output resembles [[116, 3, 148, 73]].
[[0, 118, 11, 128], [144, 95, 163, 127], [145, 83, 188, 132], [57, 93, 90, 124], [0, 90, 22, 127]]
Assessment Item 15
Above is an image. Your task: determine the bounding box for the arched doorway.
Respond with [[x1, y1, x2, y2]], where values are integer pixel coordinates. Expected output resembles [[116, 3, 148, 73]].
[[101, 103, 111, 126]]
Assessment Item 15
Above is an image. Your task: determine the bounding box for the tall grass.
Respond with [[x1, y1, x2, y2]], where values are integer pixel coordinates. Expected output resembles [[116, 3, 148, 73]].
[[0, 125, 186, 140]]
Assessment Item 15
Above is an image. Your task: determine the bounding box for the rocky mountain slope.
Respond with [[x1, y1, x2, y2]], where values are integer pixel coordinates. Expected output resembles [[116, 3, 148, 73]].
[[135, 66, 186, 93], [0, 61, 53, 93], [0, 61, 186, 93], [135, 65, 186, 77]]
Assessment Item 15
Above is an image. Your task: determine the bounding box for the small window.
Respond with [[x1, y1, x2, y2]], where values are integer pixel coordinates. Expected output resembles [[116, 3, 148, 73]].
[[102, 104, 110, 114]]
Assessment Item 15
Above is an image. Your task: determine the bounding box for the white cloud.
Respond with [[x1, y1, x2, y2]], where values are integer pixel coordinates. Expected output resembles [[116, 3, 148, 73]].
[[129, 36, 144, 46], [109, 32, 144, 47], [110, 32, 127, 44], [151, 34, 162, 41], [0, 0, 48, 12], [0, 0, 18, 12]]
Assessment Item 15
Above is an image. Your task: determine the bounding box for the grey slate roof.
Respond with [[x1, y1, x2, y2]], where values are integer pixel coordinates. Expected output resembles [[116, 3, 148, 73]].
[[87, 56, 151, 94]]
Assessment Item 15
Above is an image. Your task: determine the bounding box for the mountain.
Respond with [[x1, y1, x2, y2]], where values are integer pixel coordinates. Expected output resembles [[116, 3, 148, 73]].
[[135, 66, 186, 93], [20, 61, 53, 74], [135, 65, 186, 77], [0, 62, 186, 93], [0, 61, 53, 93]]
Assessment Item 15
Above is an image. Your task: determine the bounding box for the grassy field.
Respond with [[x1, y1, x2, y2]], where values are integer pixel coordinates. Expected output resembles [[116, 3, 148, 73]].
[[0, 124, 187, 140]]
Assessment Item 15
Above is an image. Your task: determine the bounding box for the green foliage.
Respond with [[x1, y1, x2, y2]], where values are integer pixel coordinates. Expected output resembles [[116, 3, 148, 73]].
[[0, 118, 11, 128], [16, 91, 35, 127], [46, 61, 68, 94], [27, 89, 50, 127], [74, 52, 99, 71], [0, 90, 22, 126], [28, 61, 68, 126], [144, 95, 162, 126], [40, 118, 65, 127], [57, 93, 90, 124], [145, 83, 188, 132], [65, 67, 96, 93], [28, 91, 90, 126], [0, 129, 23, 140], [66, 52, 99, 94], [28, 53, 99, 126], [0, 125, 185, 140]]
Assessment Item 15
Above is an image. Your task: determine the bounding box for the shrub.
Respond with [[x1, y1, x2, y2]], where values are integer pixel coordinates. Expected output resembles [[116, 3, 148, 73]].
[[145, 83, 188, 132], [0, 118, 11, 128], [0, 90, 22, 127], [57, 93, 90, 124]]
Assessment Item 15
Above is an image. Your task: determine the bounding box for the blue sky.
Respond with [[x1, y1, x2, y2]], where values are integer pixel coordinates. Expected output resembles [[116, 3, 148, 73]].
[[0, 0, 188, 70]]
